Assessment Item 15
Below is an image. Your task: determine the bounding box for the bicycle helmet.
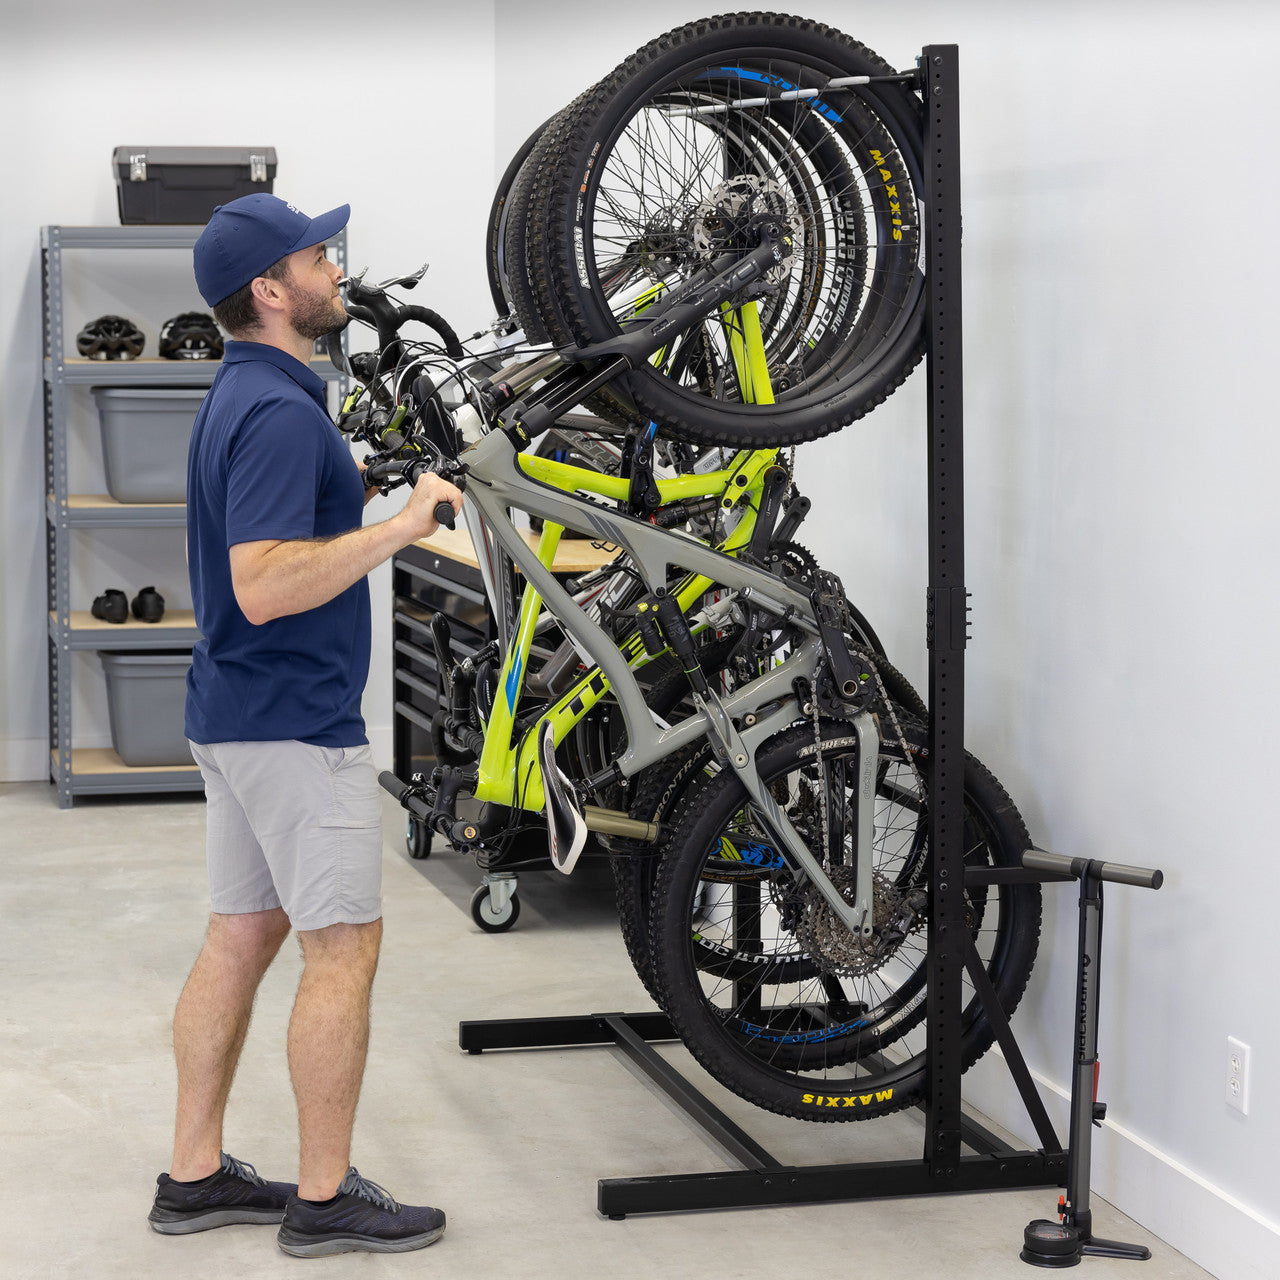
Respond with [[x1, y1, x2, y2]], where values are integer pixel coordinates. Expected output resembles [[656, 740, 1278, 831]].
[[76, 314, 145, 360], [158, 311, 224, 360]]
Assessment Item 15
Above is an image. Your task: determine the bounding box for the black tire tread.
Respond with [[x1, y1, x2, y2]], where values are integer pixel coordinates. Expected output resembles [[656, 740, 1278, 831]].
[[529, 12, 926, 448], [648, 722, 1041, 1121]]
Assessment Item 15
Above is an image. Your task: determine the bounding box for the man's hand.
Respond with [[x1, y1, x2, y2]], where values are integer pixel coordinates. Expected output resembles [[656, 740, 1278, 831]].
[[398, 471, 463, 541]]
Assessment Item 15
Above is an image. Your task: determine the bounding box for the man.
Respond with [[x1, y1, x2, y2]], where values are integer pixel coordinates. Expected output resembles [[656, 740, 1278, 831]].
[[146, 193, 460, 1258]]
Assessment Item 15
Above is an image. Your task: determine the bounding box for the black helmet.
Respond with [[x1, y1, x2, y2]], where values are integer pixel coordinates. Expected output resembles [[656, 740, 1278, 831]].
[[76, 314, 145, 360], [158, 311, 224, 360]]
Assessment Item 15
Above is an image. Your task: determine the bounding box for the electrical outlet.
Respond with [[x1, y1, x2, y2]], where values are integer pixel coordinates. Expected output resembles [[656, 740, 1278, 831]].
[[1226, 1037, 1251, 1115]]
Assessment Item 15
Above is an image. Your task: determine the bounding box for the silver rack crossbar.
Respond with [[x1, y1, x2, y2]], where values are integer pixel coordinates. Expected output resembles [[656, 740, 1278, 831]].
[[665, 74, 877, 117]]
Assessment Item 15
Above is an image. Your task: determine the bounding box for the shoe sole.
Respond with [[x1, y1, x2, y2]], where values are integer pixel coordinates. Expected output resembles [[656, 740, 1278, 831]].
[[148, 1206, 286, 1234], [277, 1225, 445, 1256]]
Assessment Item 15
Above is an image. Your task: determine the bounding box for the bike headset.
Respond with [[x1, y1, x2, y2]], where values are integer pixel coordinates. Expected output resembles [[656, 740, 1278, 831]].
[[158, 311, 225, 360], [76, 314, 146, 360]]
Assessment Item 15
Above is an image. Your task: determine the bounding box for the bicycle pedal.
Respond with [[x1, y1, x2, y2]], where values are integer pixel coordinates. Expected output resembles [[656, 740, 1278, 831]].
[[536, 721, 586, 876]]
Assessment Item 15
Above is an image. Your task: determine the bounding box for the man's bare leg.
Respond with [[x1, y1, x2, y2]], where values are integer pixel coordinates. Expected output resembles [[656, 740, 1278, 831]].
[[170, 908, 292, 1180], [288, 919, 383, 1200]]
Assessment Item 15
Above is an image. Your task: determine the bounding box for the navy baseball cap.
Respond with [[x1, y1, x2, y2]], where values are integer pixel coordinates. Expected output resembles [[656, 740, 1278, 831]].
[[193, 193, 350, 306]]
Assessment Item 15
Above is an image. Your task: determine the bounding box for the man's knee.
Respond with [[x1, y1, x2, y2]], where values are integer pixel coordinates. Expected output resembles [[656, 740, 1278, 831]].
[[297, 918, 383, 977], [205, 907, 292, 968]]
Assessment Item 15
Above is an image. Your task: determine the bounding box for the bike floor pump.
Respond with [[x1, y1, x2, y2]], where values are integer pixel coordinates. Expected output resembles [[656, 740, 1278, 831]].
[[1018, 850, 1164, 1268]]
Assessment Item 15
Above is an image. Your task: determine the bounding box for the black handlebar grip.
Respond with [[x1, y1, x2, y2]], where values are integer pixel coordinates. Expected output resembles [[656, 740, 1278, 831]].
[[399, 305, 466, 360], [434, 501, 456, 531], [378, 770, 408, 800], [378, 770, 432, 821]]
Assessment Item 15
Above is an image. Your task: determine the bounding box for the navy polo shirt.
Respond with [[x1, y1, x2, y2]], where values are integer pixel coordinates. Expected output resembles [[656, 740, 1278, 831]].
[[185, 340, 370, 746]]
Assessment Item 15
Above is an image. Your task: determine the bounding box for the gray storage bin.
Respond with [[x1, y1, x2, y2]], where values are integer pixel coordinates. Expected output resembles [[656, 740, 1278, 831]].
[[99, 650, 194, 767], [91, 387, 205, 503]]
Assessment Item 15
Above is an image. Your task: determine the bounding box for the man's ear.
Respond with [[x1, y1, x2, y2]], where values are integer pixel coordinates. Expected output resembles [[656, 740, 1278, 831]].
[[251, 274, 288, 314]]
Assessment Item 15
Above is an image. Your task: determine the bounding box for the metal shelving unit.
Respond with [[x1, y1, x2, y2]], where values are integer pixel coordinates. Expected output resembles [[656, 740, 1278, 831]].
[[41, 223, 347, 806]]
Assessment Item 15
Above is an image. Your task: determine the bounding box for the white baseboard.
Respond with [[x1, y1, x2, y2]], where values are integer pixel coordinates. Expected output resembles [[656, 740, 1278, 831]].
[[964, 1050, 1280, 1280]]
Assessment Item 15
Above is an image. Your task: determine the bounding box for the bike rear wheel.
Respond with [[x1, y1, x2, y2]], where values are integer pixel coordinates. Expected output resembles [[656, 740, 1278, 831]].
[[647, 719, 1040, 1121], [526, 13, 926, 448], [612, 626, 927, 1003]]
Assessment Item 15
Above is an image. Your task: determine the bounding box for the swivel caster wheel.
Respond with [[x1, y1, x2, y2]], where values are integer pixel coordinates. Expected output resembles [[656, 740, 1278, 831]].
[[470, 880, 520, 933], [406, 816, 433, 860]]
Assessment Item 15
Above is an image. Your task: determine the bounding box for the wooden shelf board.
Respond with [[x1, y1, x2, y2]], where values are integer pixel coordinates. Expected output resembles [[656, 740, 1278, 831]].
[[415, 525, 618, 573], [63, 609, 197, 631], [57, 747, 201, 776]]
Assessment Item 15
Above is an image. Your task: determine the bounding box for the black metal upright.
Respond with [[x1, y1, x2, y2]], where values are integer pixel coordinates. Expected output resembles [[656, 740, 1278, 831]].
[[922, 43, 969, 1180]]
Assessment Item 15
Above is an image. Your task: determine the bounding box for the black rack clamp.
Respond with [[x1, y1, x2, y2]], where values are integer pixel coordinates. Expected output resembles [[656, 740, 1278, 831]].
[[1019, 850, 1163, 1269]]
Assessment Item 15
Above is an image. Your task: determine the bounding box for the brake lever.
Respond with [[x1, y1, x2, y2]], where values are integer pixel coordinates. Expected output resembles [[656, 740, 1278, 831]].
[[377, 262, 429, 291]]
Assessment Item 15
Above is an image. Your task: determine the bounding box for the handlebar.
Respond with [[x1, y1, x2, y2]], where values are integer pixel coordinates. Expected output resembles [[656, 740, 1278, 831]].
[[344, 279, 465, 360], [379, 769, 432, 820], [362, 456, 465, 531], [1022, 848, 1164, 891]]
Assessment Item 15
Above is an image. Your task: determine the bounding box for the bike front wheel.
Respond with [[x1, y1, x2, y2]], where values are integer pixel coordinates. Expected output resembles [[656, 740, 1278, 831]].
[[526, 13, 927, 448]]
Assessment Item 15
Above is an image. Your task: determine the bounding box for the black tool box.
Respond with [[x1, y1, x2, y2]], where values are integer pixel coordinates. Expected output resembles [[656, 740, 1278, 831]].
[[112, 146, 277, 225]]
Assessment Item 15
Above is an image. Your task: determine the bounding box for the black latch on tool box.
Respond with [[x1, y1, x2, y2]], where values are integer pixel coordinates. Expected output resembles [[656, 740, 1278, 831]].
[[112, 146, 277, 225]]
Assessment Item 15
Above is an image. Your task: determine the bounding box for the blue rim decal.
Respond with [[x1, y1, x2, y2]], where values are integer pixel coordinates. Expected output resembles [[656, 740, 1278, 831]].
[[732, 1015, 867, 1044], [690, 66, 845, 126]]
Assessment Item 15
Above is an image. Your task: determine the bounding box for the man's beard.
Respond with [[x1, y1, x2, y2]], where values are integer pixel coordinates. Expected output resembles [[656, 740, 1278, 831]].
[[285, 283, 349, 341]]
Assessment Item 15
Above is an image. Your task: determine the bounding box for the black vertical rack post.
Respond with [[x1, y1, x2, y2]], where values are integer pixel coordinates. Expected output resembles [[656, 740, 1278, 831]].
[[457, 44, 1071, 1219], [922, 40, 970, 1185]]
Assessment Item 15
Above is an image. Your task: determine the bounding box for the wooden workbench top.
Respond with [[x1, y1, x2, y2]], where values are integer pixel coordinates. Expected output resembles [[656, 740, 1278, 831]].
[[413, 523, 619, 574]]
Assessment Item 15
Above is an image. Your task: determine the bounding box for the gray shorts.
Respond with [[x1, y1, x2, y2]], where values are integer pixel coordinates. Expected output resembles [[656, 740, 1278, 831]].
[[190, 740, 383, 932]]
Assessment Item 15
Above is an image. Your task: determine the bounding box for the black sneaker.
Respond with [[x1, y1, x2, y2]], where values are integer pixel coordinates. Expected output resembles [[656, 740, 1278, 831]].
[[148, 1151, 295, 1234], [276, 1168, 445, 1257]]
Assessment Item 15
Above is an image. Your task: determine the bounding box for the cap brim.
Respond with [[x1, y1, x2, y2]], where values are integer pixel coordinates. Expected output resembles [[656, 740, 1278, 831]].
[[288, 203, 351, 254]]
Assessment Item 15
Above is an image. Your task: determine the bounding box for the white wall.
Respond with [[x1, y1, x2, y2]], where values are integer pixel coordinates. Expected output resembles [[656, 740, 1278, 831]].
[[4, 1, 1279, 1274], [512, 3, 1280, 1278], [0, 0, 497, 777]]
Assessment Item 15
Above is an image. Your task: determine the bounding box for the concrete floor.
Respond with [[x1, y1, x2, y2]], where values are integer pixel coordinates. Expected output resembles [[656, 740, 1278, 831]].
[[0, 781, 1215, 1279]]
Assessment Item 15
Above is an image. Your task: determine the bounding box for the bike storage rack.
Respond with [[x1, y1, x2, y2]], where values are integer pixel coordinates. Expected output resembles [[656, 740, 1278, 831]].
[[458, 47, 1166, 1261]]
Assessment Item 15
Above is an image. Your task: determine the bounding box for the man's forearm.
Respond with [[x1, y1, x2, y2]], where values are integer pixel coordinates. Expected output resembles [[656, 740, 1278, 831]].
[[231, 512, 413, 625]]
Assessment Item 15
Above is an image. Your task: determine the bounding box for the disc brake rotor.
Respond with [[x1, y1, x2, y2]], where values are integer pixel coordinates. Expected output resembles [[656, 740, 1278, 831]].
[[687, 175, 802, 286]]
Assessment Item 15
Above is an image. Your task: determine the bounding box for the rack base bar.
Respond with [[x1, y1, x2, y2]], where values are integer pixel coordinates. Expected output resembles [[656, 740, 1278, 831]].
[[599, 1150, 1065, 1219], [459, 1010, 676, 1053], [460, 1010, 1065, 1219]]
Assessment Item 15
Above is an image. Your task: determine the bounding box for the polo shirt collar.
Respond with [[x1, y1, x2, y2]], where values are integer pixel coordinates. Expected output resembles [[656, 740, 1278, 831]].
[[223, 340, 328, 408]]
